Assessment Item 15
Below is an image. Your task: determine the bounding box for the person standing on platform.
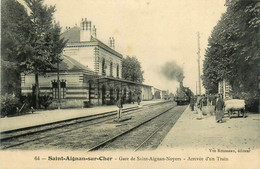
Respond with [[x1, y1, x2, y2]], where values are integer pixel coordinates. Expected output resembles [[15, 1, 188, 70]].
[[202, 94, 207, 107], [215, 94, 225, 123], [195, 96, 201, 114], [116, 96, 123, 119], [212, 95, 217, 106], [137, 96, 141, 105], [190, 96, 195, 111], [196, 96, 203, 120], [198, 96, 203, 111]]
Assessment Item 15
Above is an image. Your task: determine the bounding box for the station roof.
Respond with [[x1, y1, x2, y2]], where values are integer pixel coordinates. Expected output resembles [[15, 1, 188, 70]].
[[61, 27, 80, 43], [51, 55, 97, 75], [61, 27, 122, 58]]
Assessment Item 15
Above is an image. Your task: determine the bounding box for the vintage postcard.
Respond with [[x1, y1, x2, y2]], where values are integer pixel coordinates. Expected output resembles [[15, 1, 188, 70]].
[[1, 0, 259, 168]]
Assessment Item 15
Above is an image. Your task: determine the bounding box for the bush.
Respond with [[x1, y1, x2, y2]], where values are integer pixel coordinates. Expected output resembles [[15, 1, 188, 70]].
[[20, 94, 53, 110], [20, 94, 35, 108], [84, 101, 93, 108], [39, 94, 53, 109], [106, 97, 116, 105], [245, 98, 259, 113], [232, 91, 259, 113], [1, 94, 21, 117]]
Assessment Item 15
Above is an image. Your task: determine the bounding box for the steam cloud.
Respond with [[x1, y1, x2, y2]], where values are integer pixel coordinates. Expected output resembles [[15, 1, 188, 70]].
[[161, 61, 184, 82]]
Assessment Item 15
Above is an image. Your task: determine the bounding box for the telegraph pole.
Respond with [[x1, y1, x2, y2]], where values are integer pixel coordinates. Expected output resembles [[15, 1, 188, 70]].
[[197, 32, 201, 95], [57, 61, 61, 109], [196, 81, 198, 95]]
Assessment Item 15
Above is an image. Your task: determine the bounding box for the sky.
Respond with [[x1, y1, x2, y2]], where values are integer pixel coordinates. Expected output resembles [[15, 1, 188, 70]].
[[19, 0, 227, 94]]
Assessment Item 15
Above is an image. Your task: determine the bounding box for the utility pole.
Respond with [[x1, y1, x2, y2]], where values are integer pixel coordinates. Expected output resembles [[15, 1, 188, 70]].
[[197, 32, 201, 95], [196, 81, 198, 95], [57, 61, 61, 109]]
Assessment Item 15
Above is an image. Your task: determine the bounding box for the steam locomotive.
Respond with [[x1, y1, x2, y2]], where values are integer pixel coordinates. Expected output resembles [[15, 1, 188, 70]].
[[174, 82, 193, 105]]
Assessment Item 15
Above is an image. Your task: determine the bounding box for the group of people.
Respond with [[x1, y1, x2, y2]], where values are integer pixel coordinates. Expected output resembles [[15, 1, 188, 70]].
[[190, 93, 225, 123]]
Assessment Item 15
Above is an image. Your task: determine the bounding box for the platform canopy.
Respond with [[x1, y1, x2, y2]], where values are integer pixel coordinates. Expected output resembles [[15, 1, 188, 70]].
[[93, 76, 152, 88]]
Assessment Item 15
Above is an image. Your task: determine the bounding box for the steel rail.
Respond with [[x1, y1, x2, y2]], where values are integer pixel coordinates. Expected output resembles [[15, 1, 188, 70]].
[[1, 115, 118, 150], [1, 106, 139, 141], [1, 106, 137, 135], [134, 109, 180, 151], [87, 105, 176, 152], [1, 102, 170, 149], [1, 101, 168, 135], [1, 101, 169, 141]]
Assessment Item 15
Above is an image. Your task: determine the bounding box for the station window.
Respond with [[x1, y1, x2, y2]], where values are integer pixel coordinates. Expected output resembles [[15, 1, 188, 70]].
[[52, 80, 66, 99], [116, 64, 119, 78], [102, 58, 106, 76], [110, 62, 113, 77]]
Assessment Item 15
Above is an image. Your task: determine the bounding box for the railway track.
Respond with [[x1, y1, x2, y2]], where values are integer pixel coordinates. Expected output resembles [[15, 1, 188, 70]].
[[88, 105, 186, 151], [0, 101, 171, 150]]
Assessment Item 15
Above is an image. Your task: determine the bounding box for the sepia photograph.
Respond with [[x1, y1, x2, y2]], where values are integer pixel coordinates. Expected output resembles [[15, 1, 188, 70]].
[[1, 0, 259, 168]]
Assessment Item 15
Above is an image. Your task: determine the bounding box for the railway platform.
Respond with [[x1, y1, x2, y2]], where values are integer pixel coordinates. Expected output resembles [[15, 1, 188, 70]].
[[0, 100, 164, 133], [158, 106, 260, 150]]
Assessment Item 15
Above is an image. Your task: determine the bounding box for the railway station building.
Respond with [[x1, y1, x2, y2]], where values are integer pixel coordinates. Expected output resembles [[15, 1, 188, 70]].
[[21, 18, 152, 108]]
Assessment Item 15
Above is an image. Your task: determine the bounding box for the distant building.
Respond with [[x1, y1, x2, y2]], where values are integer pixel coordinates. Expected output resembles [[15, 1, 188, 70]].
[[161, 90, 170, 100], [21, 18, 152, 108], [153, 88, 162, 99], [141, 84, 153, 101], [161, 90, 167, 100]]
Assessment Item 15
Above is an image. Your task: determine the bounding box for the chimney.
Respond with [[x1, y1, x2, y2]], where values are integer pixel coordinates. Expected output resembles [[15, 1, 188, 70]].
[[80, 18, 92, 42], [87, 21, 91, 31], [108, 37, 115, 49], [92, 25, 97, 38], [80, 18, 85, 30], [108, 37, 112, 48], [112, 37, 115, 49]]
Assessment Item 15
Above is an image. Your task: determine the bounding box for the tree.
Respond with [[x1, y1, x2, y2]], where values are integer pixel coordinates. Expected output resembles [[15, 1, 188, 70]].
[[122, 56, 144, 102], [202, 0, 260, 110], [122, 56, 144, 83], [1, 0, 31, 95], [22, 0, 66, 109]]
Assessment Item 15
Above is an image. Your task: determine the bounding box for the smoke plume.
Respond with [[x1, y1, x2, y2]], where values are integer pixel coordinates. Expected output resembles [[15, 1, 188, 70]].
[[161, 61, 184, 82]]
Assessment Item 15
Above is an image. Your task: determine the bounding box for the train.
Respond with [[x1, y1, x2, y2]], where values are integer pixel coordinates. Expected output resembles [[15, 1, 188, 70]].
[[174, 82, 193, 105]]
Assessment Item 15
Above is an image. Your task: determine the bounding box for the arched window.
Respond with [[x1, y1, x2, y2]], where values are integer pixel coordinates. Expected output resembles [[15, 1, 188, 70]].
[[102, 58, 106, 76], [116, 64, 119, 78], [110, 62, 113, 77]]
